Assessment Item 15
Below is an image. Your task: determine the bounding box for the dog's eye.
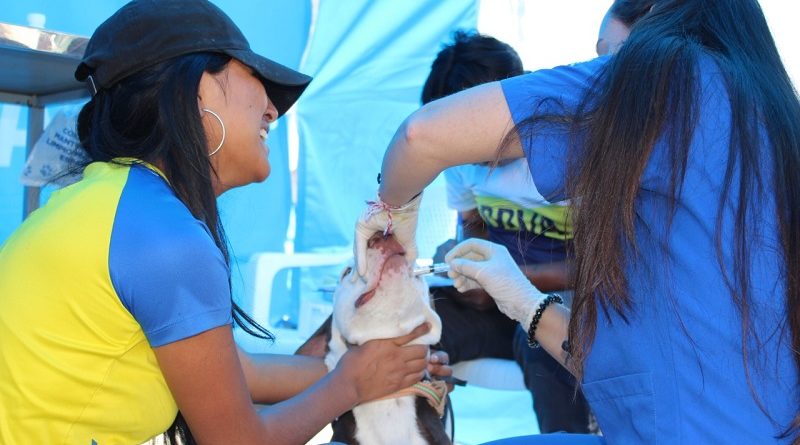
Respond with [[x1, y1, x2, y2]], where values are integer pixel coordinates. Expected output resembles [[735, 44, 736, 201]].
[[339, 266, 353, 282]]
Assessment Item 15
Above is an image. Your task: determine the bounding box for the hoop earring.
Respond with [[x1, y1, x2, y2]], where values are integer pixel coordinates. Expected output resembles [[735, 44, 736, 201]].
[[202, 108, 226, 156]]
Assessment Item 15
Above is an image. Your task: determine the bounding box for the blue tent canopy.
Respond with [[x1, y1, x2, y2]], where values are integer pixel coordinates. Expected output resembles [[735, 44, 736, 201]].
[[0, 0, 470, 259]]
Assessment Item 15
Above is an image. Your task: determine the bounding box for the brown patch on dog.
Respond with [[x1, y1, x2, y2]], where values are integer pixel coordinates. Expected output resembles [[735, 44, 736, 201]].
[[331, 410, 360, 445], [416, 397, 451, 445], [295, 315, 332, 358]]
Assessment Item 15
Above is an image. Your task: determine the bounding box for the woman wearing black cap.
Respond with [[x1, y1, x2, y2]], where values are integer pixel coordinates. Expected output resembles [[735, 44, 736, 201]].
[[0, 1, 439, 444]]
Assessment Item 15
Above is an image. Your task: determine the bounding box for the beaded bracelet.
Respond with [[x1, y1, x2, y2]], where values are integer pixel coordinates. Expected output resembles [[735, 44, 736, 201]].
[[526, 294, 564, 348]]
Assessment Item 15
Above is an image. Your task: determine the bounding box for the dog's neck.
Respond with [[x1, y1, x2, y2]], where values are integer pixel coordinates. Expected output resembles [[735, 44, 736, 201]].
[[351, 397, 431, 445], [324, 254, 447, 445], [326, 326, 444, 445]]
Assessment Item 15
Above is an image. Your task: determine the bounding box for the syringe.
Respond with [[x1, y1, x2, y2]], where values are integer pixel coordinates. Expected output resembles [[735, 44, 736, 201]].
[[413, 263, 451, 276]]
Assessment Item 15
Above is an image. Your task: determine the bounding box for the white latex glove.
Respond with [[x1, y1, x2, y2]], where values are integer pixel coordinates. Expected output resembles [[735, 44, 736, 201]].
[[444, 238, 546, 328], [354, 192, 422, 279]]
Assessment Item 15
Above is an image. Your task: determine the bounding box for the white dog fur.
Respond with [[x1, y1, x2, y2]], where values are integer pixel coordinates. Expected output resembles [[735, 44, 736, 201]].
[[325, 240, 443, 445]]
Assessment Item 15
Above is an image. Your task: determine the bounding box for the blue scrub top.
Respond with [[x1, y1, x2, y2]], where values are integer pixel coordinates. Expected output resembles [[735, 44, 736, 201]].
[[501, 56, 798, 443]]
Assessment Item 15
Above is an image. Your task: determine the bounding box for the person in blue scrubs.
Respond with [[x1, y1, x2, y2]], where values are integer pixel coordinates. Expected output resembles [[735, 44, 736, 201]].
[[354, 0, 800, 443]]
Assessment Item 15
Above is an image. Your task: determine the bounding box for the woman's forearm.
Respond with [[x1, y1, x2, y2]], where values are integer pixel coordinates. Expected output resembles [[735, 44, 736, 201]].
[[379, 114, 448, 206], [379, 82, 523, 206], [520, 262, 571, 292], [535, 304, 574, 374], [255, 371, 358, 445], [237, 348, 328, 404]]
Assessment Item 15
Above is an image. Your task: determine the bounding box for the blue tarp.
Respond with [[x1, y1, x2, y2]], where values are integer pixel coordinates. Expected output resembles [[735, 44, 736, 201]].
[[0, 1, 311, 256], [0, 0, 471, 256], [294, 0, 474, 252], [0, 0, 129, 242]]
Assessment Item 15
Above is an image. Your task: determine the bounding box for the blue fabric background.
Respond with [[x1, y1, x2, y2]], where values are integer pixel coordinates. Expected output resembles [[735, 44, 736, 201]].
[[0, 0, 472, 257], [0, 1, 310, 257], [293, 0, 475, 251]]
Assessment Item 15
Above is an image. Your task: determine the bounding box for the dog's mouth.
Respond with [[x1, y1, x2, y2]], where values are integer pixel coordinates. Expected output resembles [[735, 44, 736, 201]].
[[355, 234, 408, 308]]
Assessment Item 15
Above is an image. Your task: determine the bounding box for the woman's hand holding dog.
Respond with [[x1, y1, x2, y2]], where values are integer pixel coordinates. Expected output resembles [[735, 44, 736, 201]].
[[334, 323, 431, 405]]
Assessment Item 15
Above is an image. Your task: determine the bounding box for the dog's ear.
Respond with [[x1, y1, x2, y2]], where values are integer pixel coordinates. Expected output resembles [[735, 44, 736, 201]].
[[295, 315, 332, 358]]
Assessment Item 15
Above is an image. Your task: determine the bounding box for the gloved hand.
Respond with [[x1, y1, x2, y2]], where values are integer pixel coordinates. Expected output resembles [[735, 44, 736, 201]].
[[444, 238, 546, 328], [354, 192, 422, 279]]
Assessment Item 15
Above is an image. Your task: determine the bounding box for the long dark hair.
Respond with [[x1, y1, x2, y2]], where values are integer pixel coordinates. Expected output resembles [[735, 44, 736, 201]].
[[77, 52, 274, 443], [512, 0, 800, 440], [610, 0, 655, 28]]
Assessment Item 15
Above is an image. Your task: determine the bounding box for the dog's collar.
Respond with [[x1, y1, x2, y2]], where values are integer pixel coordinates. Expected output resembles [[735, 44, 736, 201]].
[[374, 379, 449, 417], [341, 341, 448, 416]]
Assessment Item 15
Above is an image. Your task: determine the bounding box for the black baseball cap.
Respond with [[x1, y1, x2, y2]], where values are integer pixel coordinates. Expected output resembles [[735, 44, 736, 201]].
[[75, 0, 312, 116]]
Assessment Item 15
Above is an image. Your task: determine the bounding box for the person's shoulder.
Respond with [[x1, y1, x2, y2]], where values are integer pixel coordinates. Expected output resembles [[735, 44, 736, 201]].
[[107, 165, 230, 345], [538, 55, 610, 80], [504, 55, 610, 96], [110, 164, 222, 271], [500, 56, 611, 128], [118, 165, 215, 244], [561, 55, 611, 73]]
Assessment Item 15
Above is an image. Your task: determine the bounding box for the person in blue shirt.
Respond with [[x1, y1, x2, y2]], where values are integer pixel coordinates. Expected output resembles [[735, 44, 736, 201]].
[[354, 0, 800, 443]]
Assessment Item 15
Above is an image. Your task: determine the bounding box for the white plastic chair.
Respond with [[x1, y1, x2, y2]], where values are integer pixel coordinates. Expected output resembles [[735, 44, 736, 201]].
[[452, 358, 526, 391], [234, 251, 351, 355]]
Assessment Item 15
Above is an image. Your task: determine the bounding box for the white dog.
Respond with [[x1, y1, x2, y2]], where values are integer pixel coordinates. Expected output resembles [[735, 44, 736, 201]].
[[325, 233, 447, 445]]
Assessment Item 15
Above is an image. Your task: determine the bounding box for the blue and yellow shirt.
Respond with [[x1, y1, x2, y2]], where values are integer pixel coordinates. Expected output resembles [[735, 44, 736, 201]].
[[0, 161, 232, 444]]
